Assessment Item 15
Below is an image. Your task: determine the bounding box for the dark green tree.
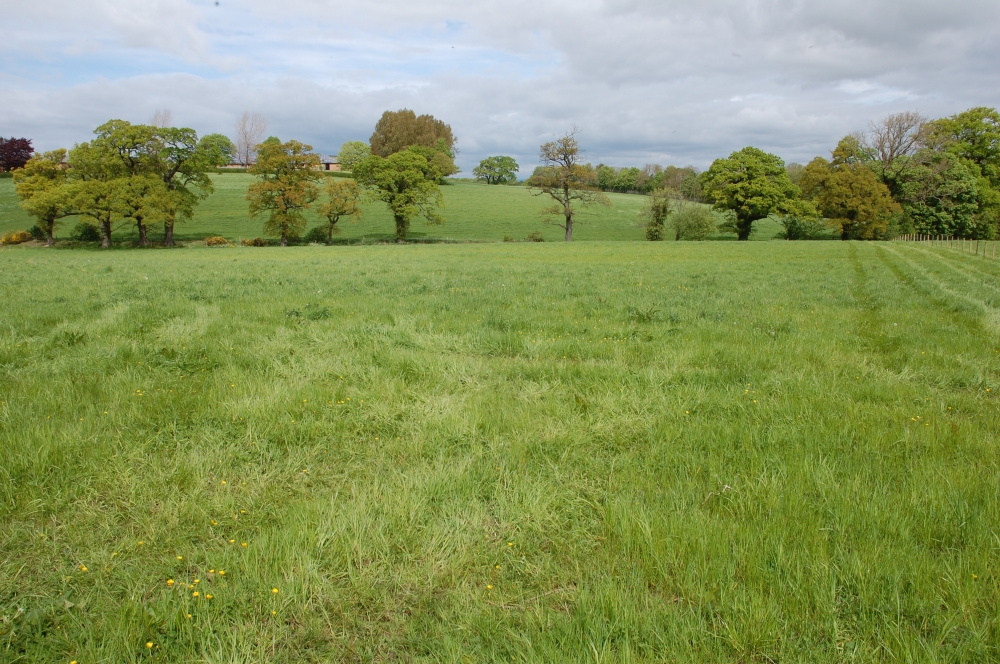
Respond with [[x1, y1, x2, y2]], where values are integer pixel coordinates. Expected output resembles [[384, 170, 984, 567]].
[[353, 148, 445, 242]]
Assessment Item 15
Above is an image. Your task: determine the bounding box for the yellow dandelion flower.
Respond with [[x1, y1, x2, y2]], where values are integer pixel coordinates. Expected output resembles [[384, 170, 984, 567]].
[[187, 614, 192, 619], [242, 542, 247, 547], [192, 591, 199, 597], [209, 569, 215, 573], [205, 594, 213, 600], [507, 542, 513, 547], [166, 579, 175, 586], [272, 588, 279, 594], [229, 539, 235, 544], [487, 585, 493, 590], [177, 556, 183, 560], [272, 610, 277, 615], [79, 565, 87, 572], [219, 570, 225, 575], [138, 541, 144, 545], [146, 642, 153, 648]]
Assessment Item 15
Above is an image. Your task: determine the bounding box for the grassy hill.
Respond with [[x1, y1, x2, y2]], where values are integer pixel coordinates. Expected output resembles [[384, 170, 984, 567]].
[[0, 175, 794, 243], [1, 241, 998, 661]]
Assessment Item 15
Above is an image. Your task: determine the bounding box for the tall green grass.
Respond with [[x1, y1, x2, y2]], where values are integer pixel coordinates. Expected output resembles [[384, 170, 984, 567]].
[[1, 241, 998, 662]]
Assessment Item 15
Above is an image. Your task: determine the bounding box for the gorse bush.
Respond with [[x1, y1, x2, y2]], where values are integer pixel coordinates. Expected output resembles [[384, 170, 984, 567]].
[[70, 222, 101, 242], [0, 230, 32, 245], [204, 236, 230, 246], [241, 237, 268, 247], [526, 231, 544, 242]]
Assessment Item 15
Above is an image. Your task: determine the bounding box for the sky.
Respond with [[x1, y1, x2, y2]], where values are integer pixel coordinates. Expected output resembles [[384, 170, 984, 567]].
[[2, 0, 999, 175]]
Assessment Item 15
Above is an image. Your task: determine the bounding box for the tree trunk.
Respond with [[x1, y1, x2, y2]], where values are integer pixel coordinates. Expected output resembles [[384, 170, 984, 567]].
[[100, 219, 112, 249], [163, 222, 174, 247], [45, 224, 55, 247], [281, 232, 288, 247], [138, 220, 148, 247], [563, 184, 573, 242], [395, 215, 408, 243], [736, 219, 752, 241]]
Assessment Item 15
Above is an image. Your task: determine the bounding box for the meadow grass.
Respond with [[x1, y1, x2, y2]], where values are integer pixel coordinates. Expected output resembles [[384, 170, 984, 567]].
[[0, 176, 792, 243], [1, 241, 999, 662]]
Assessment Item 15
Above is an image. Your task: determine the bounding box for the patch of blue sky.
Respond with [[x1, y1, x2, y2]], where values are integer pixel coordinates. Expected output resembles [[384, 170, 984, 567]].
[[1, 48, 228, 88]]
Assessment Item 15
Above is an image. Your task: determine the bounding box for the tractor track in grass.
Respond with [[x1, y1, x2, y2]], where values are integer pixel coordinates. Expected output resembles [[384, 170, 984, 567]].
[[893, 244, 1000, 303], [877, 244, 1000, 335]]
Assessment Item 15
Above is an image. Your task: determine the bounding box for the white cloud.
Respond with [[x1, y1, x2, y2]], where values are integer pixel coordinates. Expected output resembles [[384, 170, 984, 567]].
[[1, 0, 998, 172]]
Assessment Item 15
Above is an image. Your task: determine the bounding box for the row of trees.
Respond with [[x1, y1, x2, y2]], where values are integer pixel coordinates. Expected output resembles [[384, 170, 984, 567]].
[[787, 108, 1000, 240], [13, 122, 234, 247]]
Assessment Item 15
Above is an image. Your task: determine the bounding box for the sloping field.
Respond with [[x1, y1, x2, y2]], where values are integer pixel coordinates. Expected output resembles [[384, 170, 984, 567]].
[[1, 241, 998, 662], [0, 176, 791, 243]]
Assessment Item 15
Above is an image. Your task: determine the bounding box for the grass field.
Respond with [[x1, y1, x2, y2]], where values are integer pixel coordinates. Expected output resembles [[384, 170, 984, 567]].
[[1, 240, 999, 662], [0, 175, 794, 243]]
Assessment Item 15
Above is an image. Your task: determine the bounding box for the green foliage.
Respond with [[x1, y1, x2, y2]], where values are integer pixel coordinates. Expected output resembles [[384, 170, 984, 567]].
[[701, 147, 800, 240], [246, 139, 322, 246], [898, 150, 985, 238], [337, 140, 371, 172], [799, 140, 900, 240], [12, 149, 73, 246], [315, 179, 363, 243], [369, 109, 456, 158], [472, 156, 519, 184], [69, 221, 101, 241], [353, 148, 445, 241], [642, 190, 672, 241], [670, 202, 718, 240], [613, 166, 641, 192]]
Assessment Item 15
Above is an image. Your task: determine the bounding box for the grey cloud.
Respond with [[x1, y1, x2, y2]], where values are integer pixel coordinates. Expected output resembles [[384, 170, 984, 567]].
[[2, 0, 998, 173]]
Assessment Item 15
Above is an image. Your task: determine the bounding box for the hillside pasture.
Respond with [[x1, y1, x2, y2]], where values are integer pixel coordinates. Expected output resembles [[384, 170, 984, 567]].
[[1, 241, 999, 661], [0, 175, 795, 243]]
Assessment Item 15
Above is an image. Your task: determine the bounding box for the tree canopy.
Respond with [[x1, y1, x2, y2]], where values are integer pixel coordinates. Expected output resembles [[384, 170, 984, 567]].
[[701, 147, 800, 241], [337, 141, 371, 172], [0, 137, 34, 172], [246, 139, 322, 246], [473, 156, 519, 185], [353, 148, 445, 242], [369, 110, 456, 158], [526, 132, 609, 242]]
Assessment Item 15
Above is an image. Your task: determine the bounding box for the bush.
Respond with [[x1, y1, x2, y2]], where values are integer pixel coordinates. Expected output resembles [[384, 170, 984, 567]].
[[28, 226, 45, 241], [782, 216, 828, 240], [671, 204, 717, 241], [526, 231, 544, 242], [303, 226, 329, 244], [503, 235, 515, 243], [204, 236, 230, 246], [645, 219, 665, 241], [241, 237, 268, 247], [0, 230, 32, 245], [70, 222, 101, 242]]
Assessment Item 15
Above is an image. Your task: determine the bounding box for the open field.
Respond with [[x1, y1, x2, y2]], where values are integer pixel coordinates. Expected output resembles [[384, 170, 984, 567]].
[[0, 175, 795, 243], [2, 241, 999, 662]]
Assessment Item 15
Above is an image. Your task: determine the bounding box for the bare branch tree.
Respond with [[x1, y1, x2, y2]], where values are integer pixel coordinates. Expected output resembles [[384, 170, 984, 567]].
[[862, 111, 926, 197], [150, 109, 173, 128], [235, 112, 268, 168]]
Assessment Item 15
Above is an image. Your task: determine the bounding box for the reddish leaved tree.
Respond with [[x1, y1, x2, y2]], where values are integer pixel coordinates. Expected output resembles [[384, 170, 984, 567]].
[[0, 138, 34, 172]]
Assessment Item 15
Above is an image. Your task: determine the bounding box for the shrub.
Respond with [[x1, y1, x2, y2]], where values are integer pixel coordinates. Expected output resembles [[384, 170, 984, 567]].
[[503, 235, 515, 243], [303, 226, 328, 244], [782, 216, 829, 240], [205, 236, 230, 246], [0, 230, 32, 245], [671, 204, 717, 241], [526, 231, 544, 242], [28, 225, 45, 242], [70, 222, 101, 242], [241, 237, 268, 247]]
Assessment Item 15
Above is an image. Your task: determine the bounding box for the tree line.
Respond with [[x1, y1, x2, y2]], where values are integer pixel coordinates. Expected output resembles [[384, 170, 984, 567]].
[[8, 106, 999, 245]]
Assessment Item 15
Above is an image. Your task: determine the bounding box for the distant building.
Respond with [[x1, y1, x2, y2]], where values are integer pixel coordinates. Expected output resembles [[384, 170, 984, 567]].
[[319, 157, 341, 171]]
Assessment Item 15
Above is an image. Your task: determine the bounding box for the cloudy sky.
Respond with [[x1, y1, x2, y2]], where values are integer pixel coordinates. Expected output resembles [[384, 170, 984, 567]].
[[3, 0, 999, 174]]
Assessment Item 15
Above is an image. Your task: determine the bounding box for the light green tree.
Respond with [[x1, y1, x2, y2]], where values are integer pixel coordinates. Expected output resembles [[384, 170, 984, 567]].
[[316, 179, 362, 243], [246, 139, 322, 245], [13, 150, 75, 246], [353, 148, 445, 242], [337, 141, 371, 172], [701, 146, 800, 241], [472, 156, 519, 184]]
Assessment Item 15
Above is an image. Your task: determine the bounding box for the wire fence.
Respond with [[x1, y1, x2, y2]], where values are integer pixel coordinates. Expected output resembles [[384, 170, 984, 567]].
[[893, 234, 999, 260]]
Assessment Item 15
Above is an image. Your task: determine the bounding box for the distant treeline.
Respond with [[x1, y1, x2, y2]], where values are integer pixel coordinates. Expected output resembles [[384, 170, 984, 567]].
[[526, 163, 703, 199]]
